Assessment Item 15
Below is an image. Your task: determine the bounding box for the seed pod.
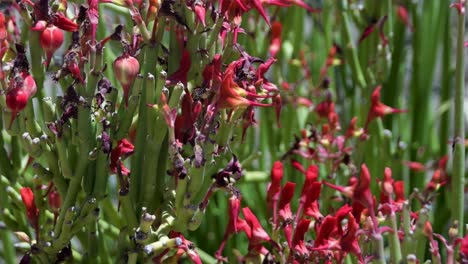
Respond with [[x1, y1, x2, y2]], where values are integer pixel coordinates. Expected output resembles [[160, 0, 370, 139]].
[[40, 25, 64, 68], [113, 54, 140, 106]]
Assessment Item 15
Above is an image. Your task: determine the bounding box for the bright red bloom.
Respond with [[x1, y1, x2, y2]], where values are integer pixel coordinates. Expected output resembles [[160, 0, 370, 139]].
[[365, 86, 406, 129], [110, 139, 135, 176], [20, 187, 39, 236]]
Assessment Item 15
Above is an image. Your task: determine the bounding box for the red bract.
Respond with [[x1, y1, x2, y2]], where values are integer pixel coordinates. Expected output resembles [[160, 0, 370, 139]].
[[193, 1, 206, 26], [353, 164, 374, 211], [218, 60, 272, 109], [20, 187, 39, 237], [291, 218, 311, 262], [296, 165, 318, 221], [174, 92, 202, 143], [113, 54, 140, 106], [50, 13, 79, 32], [6, 72, 37, 128], [241, 207, 270, 252], [216, 195, 242, 261], [39, 25, 64, 68], [269, 21, 282, 57], [404, 161, 426, 172], [169, 232, 202, 264], [278, 182, 295, 247], [220, 0, 270, 26], [266, 161, 283, 212], [460, 234, 468, 262], [48, 189, 61, 210], [167, 49, 191, 86], [263, 0, 321, 13], [302, 181, 322, 220], [397, 5, 414, 31], [365, 86, 406, 130], [110, 139, 135, 176], [339, 213, 363, 262]]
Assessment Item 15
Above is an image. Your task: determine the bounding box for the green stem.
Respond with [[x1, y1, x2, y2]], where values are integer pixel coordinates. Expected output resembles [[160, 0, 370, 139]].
[[452, 0, 466, 236]]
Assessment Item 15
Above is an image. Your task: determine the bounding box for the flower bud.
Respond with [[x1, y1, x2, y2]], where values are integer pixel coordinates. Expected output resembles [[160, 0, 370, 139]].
[[40, 25, 64, 68], [113, 54, 140, 106]]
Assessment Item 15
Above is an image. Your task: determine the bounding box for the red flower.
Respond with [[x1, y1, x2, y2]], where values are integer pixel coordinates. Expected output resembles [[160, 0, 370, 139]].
[[216, 195, 242, 261], [174, 92, 202, 144], [263, 0, 321, 13], [218, 60, 271, 109], [266, 161, 283, 213], [39, 25, 64, 68], [193, 1, 206, 26], [20, 187, 39, 237], [237, 207, 270, 255], [113, 54, 140, 106], [278, 182, 296, 247], [397, 5, 414, 31], [296, 165, 319, 221], [6, 72, 37, 128], [50, 13, 79, 32], [269, 21, 282, 57], [404, 161, 426, 172], [110, 139, 135, 176], [302, 181, 322, 220], [169, 232, 202, 264], [353, 164, 374, 211], [220, 0, 270, 26], [167, 49, 191, 87], [291, 218, 311, 262], [339, 213, 363, 261], [460, 234, 468, 262], [365, 86, 406, 129]]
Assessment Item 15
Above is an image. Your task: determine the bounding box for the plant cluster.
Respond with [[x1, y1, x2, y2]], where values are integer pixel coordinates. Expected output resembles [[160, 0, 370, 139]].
[[0, 0, 466, 263]]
